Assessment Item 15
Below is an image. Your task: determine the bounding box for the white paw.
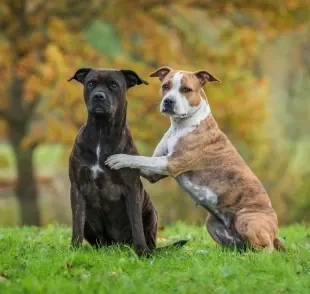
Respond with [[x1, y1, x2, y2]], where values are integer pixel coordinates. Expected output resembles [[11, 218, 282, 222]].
[[105, 154, 137, 170]]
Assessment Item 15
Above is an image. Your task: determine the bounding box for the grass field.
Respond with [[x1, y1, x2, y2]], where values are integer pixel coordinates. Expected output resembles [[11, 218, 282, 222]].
[[0, 223, 309, 294]]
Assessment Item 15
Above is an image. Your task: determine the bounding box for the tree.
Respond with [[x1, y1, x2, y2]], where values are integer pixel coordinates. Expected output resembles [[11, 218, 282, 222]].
[[0, 0, 309, 225], [0, 1, 104, 225]]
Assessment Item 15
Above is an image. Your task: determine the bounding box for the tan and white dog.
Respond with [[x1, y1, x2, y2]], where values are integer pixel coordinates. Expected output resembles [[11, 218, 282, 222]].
[[105, 66, 286, 251]]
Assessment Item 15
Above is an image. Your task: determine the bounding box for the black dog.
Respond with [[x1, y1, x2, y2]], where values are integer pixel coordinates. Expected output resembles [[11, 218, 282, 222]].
[[68, 68, 186, 256]]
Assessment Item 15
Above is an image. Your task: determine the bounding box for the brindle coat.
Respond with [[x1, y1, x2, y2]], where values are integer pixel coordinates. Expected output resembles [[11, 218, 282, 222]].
[[68, 68, 158, 256]]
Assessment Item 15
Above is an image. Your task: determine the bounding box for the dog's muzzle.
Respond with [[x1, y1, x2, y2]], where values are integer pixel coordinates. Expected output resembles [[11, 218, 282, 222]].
[[161, 97, 175, 114], [89, 92, 113, 116]]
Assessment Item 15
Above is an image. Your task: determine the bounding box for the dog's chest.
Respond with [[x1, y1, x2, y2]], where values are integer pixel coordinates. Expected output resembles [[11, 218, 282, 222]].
[[90, 142, 103, 178], [77, 144, 126, 203], [78, 166, 125, 204], [167, 126, 196, 155]]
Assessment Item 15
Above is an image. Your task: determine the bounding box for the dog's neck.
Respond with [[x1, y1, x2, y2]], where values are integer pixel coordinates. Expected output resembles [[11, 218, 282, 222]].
[[170, 99, 211, 130], [86, 105, 127, 138], [83, 108, 128, 156]]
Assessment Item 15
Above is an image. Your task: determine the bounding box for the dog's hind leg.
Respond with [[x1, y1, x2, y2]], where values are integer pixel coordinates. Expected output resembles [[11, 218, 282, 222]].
[[234, 209, 283, 251], [206, 214, 246, 251]]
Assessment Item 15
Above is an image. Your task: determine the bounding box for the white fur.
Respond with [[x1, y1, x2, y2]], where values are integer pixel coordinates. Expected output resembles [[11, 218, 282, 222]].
[[152, 130, 170, 156], [167, 126, 196, 156], [167, 99, 211, 155], [91, 137, 103, 178], [177, 174, 218, 210], [91, 163, 102, 178], [160, 72, 190, 117], [214, 228, 235, 243], [223, 231, 235, 242], [171, 99, 211, 129], [106, 155, 169, 174], [139, 130, 171, 178]]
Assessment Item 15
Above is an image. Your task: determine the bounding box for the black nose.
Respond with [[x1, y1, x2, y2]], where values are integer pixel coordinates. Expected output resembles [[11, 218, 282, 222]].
[[93, 92, 105, 101], [164, 98, 174, 106]]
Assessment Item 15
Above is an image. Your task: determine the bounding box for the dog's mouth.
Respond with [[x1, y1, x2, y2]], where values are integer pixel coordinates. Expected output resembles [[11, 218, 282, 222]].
[[89, 106, 114, 118], [94, 108, 105, 114], [160, 107, 187, 118]]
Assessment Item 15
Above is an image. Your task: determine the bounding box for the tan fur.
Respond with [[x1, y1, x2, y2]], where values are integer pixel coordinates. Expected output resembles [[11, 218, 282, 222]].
[[108, 67, 286, 252], [160, 70, 286, 252]]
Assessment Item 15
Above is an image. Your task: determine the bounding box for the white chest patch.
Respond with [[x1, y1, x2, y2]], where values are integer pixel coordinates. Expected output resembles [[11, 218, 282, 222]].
[[167, 100, 211, 155], [91, 142, 103, 178], [177, 174, 218, 209], [167, 126, 196, 155]]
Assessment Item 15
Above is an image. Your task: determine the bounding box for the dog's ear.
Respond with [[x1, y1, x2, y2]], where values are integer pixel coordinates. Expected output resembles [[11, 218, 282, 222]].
[[149, 66, 172, 81], [194, 70, 220, 86], [68, 68, 92, 84], [120, 70, 149, 89]]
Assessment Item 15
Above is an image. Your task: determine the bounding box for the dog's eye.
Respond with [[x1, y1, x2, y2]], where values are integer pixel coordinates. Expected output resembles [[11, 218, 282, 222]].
[[162, 84, 169, 90], [182, 87, 192, 93], [87, 82, 94, 88], [111, 83, 118, 88]]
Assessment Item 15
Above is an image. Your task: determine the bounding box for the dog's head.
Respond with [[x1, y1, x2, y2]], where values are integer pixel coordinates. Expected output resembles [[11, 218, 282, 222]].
[[68, 68, 148, 120], [150, 66, 220, 118]]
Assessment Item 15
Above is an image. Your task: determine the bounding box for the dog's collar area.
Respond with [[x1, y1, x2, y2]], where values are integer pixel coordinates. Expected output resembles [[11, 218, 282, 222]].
[[170, 101, 211, 128]]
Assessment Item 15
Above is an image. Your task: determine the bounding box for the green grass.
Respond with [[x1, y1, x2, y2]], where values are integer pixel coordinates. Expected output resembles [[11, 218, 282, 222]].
[[0, 223, 309, 294]]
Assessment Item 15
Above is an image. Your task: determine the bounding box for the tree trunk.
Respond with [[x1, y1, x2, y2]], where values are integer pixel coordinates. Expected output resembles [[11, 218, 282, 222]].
[[8, 105, 40, 226], [5, 71, 41, 226], [12, 144, 40, 226]]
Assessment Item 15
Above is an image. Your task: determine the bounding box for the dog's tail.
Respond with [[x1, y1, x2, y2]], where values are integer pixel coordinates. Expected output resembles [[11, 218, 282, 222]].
[[274, 237, 287, 252], [155, 240, 188, 252]]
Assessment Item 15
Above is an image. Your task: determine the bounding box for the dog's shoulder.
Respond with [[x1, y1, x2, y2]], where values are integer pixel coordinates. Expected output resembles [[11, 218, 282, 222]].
[[68, 124, 87, 178], [74, 124, 87, 144], [119, 124, 140, 156], [170, 115, 223, 155]]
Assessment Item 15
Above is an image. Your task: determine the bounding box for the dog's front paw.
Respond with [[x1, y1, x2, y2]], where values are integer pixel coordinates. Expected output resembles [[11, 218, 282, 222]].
[[105, 154, 136, 170], [70, 237, 83, 250], [135, 245, 152, 258]]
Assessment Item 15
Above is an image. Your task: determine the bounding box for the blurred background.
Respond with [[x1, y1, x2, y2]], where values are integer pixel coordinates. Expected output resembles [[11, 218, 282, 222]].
[[0, 0, 309, 227]]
